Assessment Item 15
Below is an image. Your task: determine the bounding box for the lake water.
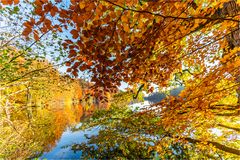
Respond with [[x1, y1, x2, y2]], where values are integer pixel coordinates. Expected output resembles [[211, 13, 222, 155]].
[[40, 123, 99, 159], [0, 91, 179, 159], [0, 102, 98, 159], [40, 101, 153, 159], [37, 103, 99, 159]]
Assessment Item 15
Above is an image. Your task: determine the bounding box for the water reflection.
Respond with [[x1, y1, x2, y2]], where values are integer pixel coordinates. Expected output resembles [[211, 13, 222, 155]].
[[0, 101, 93, 159], [40, 123, 99, 159]]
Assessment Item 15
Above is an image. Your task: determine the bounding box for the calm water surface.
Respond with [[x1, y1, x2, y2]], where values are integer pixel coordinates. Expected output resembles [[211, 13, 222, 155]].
[[38, 103, 98, 159], [0, 101, 98, 159], [40, 123, 99, 159]]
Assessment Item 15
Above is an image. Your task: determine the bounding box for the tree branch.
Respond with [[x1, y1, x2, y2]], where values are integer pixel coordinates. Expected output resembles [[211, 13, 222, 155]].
[[217, 123, 240, 132], [133, 84, 144, 99], [104, 0, 240, 23], [184, 137, 240, 156]]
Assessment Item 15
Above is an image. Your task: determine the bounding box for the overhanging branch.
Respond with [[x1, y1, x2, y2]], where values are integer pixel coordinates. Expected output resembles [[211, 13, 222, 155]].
[[184, 137, 240, 156]]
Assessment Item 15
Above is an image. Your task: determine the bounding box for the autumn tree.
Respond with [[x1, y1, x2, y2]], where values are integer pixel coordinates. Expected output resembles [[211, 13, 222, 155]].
[[0, 6, 86, 159], [0, 46, 86, 159], [2, 0, 240, 158]]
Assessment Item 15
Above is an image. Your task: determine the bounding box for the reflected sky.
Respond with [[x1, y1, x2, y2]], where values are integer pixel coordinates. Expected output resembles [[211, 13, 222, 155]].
[[40, 123, 99, 159]]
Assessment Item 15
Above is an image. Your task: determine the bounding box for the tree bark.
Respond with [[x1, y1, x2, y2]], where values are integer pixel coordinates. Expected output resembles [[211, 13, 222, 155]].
[[185, 137, 240, 156], [218, 123, 240, 132], [222, 0, 240, 103]]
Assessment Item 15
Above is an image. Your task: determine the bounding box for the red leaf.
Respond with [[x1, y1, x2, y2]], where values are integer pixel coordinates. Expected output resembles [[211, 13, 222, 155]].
[[70, 29, 79, 39], [66, 68, 72, 72], [68, 50, 77, 58], [66, 61, 71, 66], [73, 71, 78, 77]]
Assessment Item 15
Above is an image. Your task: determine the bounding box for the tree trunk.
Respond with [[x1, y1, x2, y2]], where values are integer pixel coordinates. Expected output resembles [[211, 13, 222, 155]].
[[218, 123, 240, 132], [223, 0, 240, 103], [185, 137, 240, 155]]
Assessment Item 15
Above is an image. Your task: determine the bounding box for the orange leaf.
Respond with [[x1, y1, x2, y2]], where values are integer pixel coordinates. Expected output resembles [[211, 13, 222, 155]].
[[33, 31, 39, 41], [1, 0, 13, 5], [121, 15, 128, 23], [14, 0, 19, 4], [44, 19, 52, 28], [50, 8, 56, 17], [22, 27, 32, 37], [57, 26, 63, 32]]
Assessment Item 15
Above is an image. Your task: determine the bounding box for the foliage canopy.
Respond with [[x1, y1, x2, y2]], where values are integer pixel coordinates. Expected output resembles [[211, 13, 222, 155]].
[[1, 0, 240, 158]]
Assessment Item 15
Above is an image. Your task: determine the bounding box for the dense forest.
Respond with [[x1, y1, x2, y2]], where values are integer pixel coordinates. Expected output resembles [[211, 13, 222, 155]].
[[0, 0, 239, 159]]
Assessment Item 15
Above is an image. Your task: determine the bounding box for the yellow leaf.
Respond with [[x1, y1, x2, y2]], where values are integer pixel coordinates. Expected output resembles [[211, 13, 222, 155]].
[[79, 2, 85, 9]]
